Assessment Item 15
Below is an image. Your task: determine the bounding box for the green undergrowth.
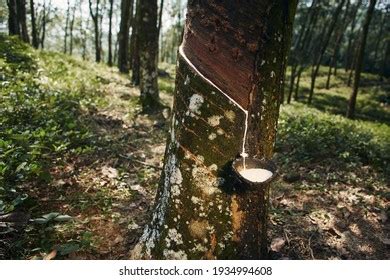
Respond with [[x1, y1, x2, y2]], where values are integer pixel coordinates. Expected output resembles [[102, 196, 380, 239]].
[[0, 35, 104, 214], [277, 104, 389, 177]]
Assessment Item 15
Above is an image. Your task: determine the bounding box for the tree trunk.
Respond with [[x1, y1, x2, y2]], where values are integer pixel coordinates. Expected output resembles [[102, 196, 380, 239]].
[[139, 0, 161, 113], [381, 40, 390, 78], [69, 2, 76, 55], [345, 0, 361, 72], [373, 9, 387, 64], [156, 0, 164, 63], [131, 0, 298, 260], [326, 0, 350, 89], [30, 0, 39, 48], [108, 0, 114, 66], [347, 0, 377, 119], [347, 31, 361, 86], [131, 0, 141, 85], [40, 0, 49, 49], [89, 0, 101, 63], [16, 0, 29, 43], [288, 0, 319, 102], [7, 0, 20, 36], [157, 0, 164, 36], [308, 0, 345, 104], [294, 67, 302, 101], [117, 0, 133, 73], [82, 16, 90, 60], [64, 0, 70, 53]]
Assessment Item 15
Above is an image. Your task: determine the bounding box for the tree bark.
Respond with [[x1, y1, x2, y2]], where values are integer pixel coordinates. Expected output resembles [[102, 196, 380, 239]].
[[7, 0, 20, 36], [373, 8, 387, 64], [347, 0, 377, 119], [131, 0, 141, 85], [108, 0, 114, 66], [117, 0, 133, 73], [30, 0, 39, 48], [88, 0, 102, 63], [381, 40, 390, 78], [8, 0, 30, 42], [139, 0, 161, 113], [69, 2, 77, 55], [345, 0, 361, 72], [131, 0, 298, 260], [157, 0, 164, 37], [325, 0, 350, 89], [40, 0, 49, 49], [64, 0, 70, 54], [308, 0, 345, 104]]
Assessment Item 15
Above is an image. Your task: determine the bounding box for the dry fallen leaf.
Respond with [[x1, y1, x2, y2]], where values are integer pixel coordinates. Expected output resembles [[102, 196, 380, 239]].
[[102, 166, 118, 178], [44, 250, 57, 260], [271, 237, 286, 252]]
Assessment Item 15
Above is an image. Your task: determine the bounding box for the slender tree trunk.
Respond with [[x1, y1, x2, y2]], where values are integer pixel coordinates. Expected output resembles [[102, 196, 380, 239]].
[[64, 0, 70, 53], [89, 0, 101, 62], [308, 0, 346, 104], [108, 0, 114, 66], [7, 0, 20, 36], [131, 0, 298, 260], [347, 0, 377, 119], [156, 0, 164, 63], [381, 40, 390, 78], [294, 68, 302, 100], [347, 32, 361, 86], [30, 0, 39, 48], [139, 0, 161, 113], [157, 0, 164, 36], [82, 17, 90, 60], [69, 2, 76, 55], [40, 0, 49, 49], [118, 0, 133, 73], [345, 0, 361, 72], [373, 9, 387, 64], [131, 0, 141, 85], [288, 0, 319, 102], [17, 0, 30, 43], [326, 0, 350, 89]]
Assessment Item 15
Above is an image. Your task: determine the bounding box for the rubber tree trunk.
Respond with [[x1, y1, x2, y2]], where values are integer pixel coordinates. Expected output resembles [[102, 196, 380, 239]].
[[17, 0, 29, 43], [107, 0, 114, 66], [131, 0, 141, 85], [139, 0, 160, 113], [131, 0, 298, 260], [88, 0, 102, 63], [118, 0, 132, 72], [30, 0, 39, 48], [64, 0, 70, 53], [7, 0, 20, 36], [382, 40, 390, 78], [308, 0, 345, 104], [325, 0, 350, 89], [69, 3, 76, 55], [345, 0, 361, 72], [287, 0, 318, 103], [347, 0, 377, 119], [40, 0, 48, 49], [373, 9, 387, 64]]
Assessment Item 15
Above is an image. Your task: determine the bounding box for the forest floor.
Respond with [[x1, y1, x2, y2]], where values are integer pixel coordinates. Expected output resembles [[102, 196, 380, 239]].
[[1, 36, 389, 259]]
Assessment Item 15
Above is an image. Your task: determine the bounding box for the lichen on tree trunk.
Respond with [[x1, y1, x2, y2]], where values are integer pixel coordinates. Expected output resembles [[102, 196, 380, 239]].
[[139, 0, 161, 113], [132, 0, 297, 260]]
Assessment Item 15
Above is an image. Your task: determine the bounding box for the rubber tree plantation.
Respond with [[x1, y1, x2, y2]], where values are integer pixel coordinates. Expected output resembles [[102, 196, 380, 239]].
[[132, 0, 298, 260]]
